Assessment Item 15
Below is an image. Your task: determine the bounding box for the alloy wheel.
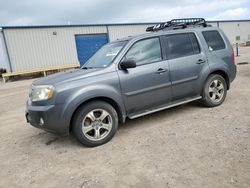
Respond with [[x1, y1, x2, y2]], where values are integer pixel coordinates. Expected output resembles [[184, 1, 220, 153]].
[[82, 109, 113, 141], [208, 79, 224, 103]]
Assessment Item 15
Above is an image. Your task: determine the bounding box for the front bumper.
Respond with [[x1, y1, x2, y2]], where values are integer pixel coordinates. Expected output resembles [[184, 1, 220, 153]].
[[26, 103, 69, 135]]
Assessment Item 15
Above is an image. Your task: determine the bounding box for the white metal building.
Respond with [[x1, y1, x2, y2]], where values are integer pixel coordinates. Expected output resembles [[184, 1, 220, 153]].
[[0, 20, 249, 73]]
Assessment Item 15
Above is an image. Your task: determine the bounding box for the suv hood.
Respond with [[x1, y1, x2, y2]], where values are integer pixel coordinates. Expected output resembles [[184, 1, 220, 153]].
[[33, 68, 101, 86]]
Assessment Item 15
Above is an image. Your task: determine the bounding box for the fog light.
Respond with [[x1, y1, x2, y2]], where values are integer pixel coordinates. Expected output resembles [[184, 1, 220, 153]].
[[39, 118, 44, 126]]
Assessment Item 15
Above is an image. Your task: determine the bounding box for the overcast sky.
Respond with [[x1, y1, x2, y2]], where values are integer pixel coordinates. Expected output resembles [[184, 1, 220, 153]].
[[0, 0, 250, 26]]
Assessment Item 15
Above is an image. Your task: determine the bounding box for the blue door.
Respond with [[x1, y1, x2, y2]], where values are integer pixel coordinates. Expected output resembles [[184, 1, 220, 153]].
[[75, 34, 108, 66]]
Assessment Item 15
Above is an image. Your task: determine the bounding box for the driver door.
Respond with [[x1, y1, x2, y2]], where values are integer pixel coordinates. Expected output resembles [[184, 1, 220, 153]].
[[117, 37, 172, 115]]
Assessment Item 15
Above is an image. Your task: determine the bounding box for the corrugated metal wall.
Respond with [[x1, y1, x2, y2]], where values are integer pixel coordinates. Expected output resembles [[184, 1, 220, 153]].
[[207, 21, 218, 27], [4, 26, 107, 72], [218, 21, 250, 44], [3, 24, 154, 72], [108, 24, 154, 41]]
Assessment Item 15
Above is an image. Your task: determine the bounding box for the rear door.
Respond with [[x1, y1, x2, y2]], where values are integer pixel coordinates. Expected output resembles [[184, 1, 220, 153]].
[[163, 33, 208, 101], [118, 37, 171, 115]]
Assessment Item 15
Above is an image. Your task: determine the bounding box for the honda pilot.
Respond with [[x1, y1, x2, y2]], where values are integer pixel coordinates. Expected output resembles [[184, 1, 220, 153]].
[[26, 18, 237, 147]]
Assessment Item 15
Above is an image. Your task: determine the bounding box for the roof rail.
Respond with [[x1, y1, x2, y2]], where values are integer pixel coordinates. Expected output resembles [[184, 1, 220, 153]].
[[146, 18, 210, 32]]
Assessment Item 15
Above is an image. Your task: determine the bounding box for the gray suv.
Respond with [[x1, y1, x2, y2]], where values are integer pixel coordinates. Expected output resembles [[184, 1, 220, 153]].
[[26, 19, 236, 147]]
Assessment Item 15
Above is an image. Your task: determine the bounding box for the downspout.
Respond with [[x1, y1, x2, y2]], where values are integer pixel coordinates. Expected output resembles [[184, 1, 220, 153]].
[[217, 21, 220, 28], [106, 25, 110, 42], [2, 28, 13, 72]]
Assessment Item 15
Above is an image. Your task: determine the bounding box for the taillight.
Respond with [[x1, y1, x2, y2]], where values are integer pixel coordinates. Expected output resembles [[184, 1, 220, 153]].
[[232, 49, 235, 65]]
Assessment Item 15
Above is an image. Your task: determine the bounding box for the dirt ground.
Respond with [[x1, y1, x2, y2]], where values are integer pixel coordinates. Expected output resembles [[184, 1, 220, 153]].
[[0, 47, 249, 188]]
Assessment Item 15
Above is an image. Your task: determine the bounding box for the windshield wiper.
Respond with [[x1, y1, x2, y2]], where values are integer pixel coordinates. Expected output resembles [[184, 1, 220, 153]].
[[82, 66, 102, 69], [82, 67, 95, 69]]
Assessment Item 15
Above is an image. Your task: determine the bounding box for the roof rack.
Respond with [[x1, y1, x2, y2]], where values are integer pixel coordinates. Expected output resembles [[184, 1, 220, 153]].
[[146, 18, 210, 32]]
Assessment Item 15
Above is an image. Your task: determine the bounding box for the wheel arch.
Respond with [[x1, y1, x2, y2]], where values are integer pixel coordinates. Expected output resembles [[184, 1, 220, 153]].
[[69, 96, 125, 132], [209, 70, 230, 90]]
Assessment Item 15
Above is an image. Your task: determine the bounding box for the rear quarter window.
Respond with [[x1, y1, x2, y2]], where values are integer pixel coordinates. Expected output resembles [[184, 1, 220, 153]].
[[202, 30, 226, 51]]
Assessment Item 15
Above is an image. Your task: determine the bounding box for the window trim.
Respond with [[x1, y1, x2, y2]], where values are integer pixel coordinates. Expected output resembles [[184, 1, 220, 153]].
[[202, 30, 226, 51], [163, 32, 201, 60], [188, 33, 201, 55], [119, 36, 163, 68]]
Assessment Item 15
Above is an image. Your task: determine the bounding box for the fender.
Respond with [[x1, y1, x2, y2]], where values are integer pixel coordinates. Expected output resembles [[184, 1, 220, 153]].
[[209, 60, 231, 76], [59, 84, 126, 130], [202, 62, 230, 90]]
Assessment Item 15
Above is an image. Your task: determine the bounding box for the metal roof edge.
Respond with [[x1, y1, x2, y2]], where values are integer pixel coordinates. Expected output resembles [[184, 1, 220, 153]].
[[207, 19, 250, 23], [1, 22, 161, 29], [1, 19, 250, 29]]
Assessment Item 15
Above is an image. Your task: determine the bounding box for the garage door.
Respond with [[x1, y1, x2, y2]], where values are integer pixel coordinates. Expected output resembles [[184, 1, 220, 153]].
[[75, 34, 108, 66]]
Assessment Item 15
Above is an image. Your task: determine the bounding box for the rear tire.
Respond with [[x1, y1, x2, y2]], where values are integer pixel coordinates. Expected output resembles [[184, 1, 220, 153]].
[[72, 101, 118, 147], [201, 74, 227, 107]]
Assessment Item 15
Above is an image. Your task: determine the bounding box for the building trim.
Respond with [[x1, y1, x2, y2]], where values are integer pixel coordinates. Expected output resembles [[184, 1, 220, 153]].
[[1, 19, 250, 30], [1, 22, 160, 29], [217, 21, 220, 27], [1, 30, 13, 72], [106, 25, 111, 42]]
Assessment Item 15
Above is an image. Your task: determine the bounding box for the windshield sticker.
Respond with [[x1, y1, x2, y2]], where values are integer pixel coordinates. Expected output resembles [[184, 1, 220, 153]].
[[106, 51, 119, 56]]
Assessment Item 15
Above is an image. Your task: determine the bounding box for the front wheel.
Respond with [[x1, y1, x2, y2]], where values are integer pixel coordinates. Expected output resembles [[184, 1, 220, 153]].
[[201, 74, 227, 107], [72, 101, 118, 147]]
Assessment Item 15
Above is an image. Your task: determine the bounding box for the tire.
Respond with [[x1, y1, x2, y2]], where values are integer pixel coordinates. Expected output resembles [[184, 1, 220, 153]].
[[72, 101, 118, 147], [201, 74, 227, 107]]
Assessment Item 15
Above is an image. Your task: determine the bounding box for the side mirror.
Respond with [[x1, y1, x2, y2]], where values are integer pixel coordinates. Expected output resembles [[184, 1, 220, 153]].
[[120, 59, 136, 70]]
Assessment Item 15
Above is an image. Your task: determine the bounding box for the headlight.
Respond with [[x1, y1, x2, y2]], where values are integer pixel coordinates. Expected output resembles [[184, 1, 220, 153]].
[[31, 85, 54, 102]]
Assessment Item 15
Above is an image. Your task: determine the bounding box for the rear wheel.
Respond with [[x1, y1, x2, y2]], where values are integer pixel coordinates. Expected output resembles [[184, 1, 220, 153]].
[[201, 74, 227, 107], [72, 101, 118, 147]]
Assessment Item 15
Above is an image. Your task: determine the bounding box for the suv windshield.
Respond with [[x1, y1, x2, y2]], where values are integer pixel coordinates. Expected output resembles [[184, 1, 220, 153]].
[[82, 41, 127, 69]]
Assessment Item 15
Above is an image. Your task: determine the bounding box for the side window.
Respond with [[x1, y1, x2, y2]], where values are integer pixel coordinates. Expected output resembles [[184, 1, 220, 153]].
[[202, 30, 226, 51], [125, 37, 162, 66], [165, 34, 194, 59], [189, 33, 200, 54]]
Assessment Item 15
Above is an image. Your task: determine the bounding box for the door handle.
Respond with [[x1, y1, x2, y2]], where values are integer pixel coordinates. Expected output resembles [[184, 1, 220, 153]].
[[156, 68, 168, 74], [196, 59, 206, 64]]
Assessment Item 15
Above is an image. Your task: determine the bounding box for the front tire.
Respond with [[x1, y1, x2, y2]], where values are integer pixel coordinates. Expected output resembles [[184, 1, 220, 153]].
[[72, 101, 118, 147], [201, 74, 227, 107]]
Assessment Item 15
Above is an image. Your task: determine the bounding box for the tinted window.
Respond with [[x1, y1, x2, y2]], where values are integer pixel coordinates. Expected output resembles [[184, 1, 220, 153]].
[[202, 30, 226, 51], [125, 37, 162, 66], [189, 33, 200, 54], [165, 34, 194, 59]]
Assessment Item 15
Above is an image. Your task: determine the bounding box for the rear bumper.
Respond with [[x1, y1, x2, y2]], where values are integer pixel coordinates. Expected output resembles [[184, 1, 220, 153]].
[[230, 64, 237, 83], [26, 103, 69, 135]]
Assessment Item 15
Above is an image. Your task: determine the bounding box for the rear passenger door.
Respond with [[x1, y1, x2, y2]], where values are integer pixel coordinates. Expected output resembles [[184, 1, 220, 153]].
[[163, 33, 208, 101]]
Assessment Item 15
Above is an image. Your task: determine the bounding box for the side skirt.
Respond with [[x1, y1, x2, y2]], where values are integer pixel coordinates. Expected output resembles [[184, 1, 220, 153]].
[[128, 96, 202, 119]]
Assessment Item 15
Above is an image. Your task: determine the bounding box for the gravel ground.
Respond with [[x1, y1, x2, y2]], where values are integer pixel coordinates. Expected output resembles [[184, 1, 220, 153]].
[[0, 47, 249, 188]]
